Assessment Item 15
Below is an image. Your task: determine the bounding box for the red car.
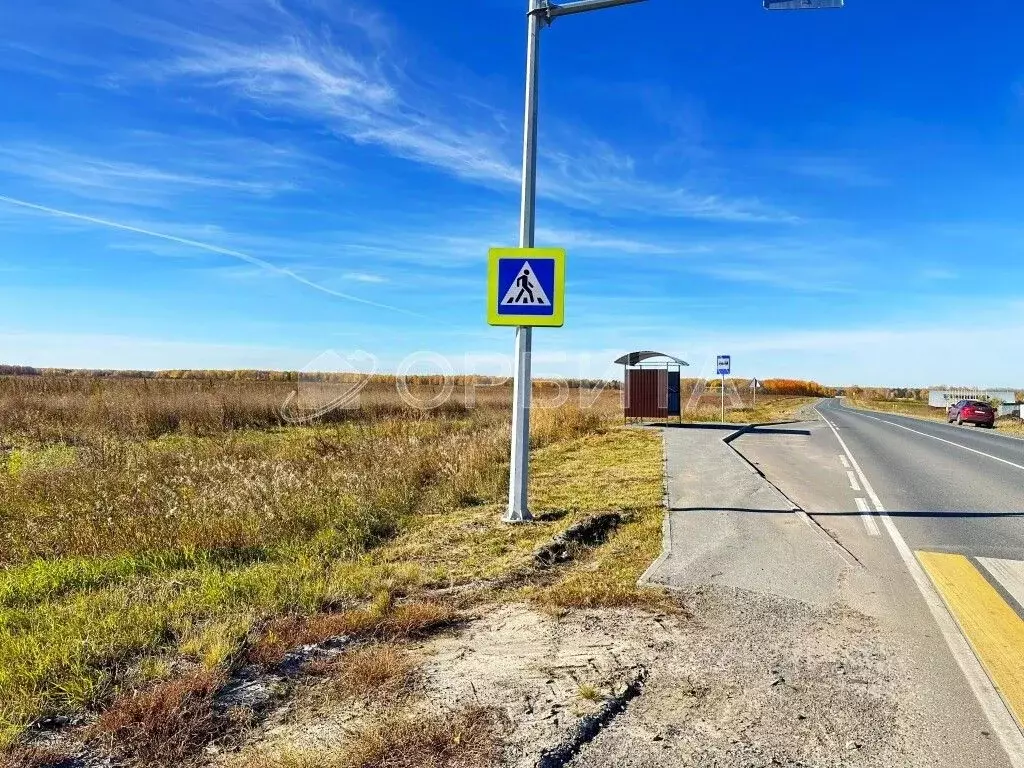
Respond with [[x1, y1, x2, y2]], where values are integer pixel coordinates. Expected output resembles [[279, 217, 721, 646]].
[[947, 399, 996, 428]]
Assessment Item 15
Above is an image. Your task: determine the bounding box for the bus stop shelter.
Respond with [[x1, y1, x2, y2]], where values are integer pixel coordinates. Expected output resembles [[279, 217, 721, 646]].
[[615, 351, 690, 422]]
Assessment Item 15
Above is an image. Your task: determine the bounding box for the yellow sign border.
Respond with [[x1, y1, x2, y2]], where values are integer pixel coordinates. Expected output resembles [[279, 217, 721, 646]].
[[487, 247, 565, 327]]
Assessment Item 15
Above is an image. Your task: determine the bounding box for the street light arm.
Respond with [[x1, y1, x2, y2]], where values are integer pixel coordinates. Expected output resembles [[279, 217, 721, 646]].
[[545, 0, 649, 20]]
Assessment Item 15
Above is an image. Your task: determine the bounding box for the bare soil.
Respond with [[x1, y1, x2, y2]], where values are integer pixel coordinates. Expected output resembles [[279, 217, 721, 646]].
[[215, 587, 936, 768]]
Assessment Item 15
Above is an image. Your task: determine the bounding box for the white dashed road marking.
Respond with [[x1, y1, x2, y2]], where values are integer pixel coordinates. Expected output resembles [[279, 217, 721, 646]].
[[847, 470, 861, 491], [855, 497, 880, 536]]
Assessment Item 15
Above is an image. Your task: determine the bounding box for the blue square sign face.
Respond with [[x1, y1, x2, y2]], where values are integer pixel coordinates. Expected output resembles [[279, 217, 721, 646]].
[[497, 258, 555, 316], [487, 248, 565, 327], [717, 355, 731, 375]]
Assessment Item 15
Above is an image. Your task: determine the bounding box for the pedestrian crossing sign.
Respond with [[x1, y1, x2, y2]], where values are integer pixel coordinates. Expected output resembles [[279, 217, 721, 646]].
[[487, 247, 565, 327]]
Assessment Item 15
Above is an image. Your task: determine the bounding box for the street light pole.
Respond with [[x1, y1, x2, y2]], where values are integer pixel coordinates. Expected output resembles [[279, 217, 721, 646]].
[[504, 0, 837, 522], [505, 0, 544, 523], [505, 0, 647, 524]]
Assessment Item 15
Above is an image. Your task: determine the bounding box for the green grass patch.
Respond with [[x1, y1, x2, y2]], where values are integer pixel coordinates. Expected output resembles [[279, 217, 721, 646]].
[[528, 428, 668, 611]]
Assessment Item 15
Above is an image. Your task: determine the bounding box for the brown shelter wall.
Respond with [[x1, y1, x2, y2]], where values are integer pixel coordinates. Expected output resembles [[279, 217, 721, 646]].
[[625, 369, 667, 418]]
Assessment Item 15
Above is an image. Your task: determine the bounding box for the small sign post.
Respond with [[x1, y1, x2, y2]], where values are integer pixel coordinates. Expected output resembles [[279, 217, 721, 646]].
[[717, 355, 731, 422]]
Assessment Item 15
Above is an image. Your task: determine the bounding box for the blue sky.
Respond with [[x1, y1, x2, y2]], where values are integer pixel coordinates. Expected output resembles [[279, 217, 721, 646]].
[[1, 0, 1023, 387]]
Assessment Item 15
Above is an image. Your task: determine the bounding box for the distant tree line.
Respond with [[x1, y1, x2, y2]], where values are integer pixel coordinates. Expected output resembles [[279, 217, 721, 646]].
[[683, 378, 834, 397], [758, 379, 836, 397]]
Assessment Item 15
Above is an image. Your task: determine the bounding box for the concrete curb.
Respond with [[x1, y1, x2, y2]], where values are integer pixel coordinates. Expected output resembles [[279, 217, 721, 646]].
[[637, 429, 673, 587]]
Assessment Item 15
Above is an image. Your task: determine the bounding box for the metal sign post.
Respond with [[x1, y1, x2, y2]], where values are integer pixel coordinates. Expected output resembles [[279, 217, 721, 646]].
[[717, 355, 731, 422], [500, 0, 648, 524], [489, 245, 564, 520], [503, 0, 544, 524], [499, 0, 840, 522]]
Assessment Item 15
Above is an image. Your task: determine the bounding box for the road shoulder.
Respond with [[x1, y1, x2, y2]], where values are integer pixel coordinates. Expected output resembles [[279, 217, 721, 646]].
[[732, 411, 1019, 768], [643, 423, 850, 607]]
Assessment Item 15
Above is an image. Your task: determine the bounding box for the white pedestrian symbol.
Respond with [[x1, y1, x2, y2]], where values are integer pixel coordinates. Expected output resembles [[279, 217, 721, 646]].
[[500, 261, 551, 306]]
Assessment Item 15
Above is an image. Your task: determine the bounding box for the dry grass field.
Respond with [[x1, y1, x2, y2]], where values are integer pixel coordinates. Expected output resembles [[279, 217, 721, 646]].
[[0, 373, 818, 765]]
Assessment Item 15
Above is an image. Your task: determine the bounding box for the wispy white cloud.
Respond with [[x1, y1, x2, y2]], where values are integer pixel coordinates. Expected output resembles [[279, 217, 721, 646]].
[[788, 156, 886, 188], [0, 194, 430, 318], [0, 143, 297, 203], [920, 268, 957, 281], [541, 138, 796, 224], [146, 13, 522, 188], [4, 0, 793, 224], [342, 271, 387, 283], [535, 226, 679, 255], [695, 263, 857, 293]]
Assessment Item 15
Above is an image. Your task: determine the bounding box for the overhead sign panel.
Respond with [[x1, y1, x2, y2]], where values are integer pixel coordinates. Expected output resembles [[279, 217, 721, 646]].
[[764, 0, 843, 8], [488, 248, 565, 327]]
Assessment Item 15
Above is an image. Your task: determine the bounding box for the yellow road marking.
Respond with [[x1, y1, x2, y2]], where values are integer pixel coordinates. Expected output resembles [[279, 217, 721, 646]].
[[918, 551, 1024, 728]]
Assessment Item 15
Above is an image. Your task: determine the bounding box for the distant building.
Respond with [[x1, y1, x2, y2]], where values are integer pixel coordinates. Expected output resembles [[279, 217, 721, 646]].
[[929, 388, 1019, 416]]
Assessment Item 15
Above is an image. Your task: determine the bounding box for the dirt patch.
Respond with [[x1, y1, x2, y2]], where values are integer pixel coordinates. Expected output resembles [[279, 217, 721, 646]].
[[536, 667, 647, 768], [533, 513, 623, 567], [560, 588, 933, 767], [205, 584, 936, 768], [209, 604, 668, 768]]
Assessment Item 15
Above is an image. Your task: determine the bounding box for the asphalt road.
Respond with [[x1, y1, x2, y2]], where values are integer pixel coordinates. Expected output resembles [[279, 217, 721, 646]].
[[818, 397, 1024, 560], [731, 400, 1024, 768]]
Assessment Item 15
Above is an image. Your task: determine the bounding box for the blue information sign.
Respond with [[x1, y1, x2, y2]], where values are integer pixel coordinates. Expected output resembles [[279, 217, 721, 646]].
[[717, 355, 731, 376]]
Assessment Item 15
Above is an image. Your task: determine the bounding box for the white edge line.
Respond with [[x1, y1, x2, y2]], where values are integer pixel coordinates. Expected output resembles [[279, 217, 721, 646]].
[[855, 412, 1024, 472], [844, 401, 1024, 444], [816, 405, 1024, 764]]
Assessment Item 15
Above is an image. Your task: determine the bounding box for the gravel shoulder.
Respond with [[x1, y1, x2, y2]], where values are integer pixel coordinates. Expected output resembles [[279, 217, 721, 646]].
[[218, 594, 937, 768]]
